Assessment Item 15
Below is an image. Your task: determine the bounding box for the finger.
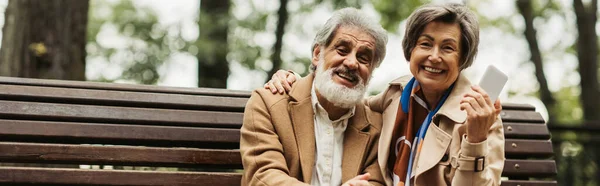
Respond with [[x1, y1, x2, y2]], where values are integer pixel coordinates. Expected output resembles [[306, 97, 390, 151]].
[[461, 102, 477, 118], [462, 96, 483, 113], [353, 180, 370, 186], [351, 173, 370, 181], [283, 73, 296, 91], [280, 75, 292, 91], [272, 77, 285, 94], [463, 91, 487, 110], [494, 99, 502, 115], [268, 80, 277, 94], [471, 85, 494, 107], [274, 69, 289, 79], [343, 180, 369, 186], [274, 71, 288, 86]]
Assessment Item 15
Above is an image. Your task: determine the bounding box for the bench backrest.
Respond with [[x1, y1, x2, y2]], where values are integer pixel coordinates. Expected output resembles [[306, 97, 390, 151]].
[[0, 77, 556, 185]]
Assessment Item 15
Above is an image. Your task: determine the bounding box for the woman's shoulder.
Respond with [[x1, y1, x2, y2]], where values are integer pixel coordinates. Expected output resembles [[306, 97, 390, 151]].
[[388, 75, 413, 87]]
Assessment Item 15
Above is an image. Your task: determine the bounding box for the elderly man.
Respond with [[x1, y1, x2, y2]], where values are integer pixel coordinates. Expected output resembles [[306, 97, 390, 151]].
[[240, 7, 388, 186]]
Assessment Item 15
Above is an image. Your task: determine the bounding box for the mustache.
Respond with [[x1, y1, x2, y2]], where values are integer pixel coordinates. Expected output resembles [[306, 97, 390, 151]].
[[332, 66, 361, 83]]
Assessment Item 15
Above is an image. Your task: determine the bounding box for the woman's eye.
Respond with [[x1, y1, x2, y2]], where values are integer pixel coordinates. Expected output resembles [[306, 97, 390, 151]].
[[337, 48, 348, 54], [419, 42, 431, 47], [443, 46, 455, 51]]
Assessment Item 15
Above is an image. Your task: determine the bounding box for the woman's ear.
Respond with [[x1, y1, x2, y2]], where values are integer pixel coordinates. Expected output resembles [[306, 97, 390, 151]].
[[311, 45, 321, 67]]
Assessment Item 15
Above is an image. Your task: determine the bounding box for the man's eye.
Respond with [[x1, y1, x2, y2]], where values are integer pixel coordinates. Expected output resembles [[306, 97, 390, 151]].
[[337, 48, 348, 54], [356, 54, 371, 64]]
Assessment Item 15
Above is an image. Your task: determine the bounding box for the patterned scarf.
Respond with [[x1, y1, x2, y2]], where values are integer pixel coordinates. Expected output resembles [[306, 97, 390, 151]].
[[387, 78, 454, 186]]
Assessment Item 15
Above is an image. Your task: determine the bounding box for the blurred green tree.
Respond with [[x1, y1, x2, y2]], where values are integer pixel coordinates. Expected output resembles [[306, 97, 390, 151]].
[[0, 0, 88, 80], [197, 1, 230, 88], [512, 0, 599, 185], [87, 0, 192, 84]]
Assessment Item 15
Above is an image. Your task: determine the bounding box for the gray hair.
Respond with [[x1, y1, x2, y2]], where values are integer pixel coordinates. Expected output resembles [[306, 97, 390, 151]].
[[402, 3, 479, 70], [310, 7, 388, 71]]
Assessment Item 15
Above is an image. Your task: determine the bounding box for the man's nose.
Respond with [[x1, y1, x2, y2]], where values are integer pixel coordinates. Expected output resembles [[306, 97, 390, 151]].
[[343, 55, 359, 70]]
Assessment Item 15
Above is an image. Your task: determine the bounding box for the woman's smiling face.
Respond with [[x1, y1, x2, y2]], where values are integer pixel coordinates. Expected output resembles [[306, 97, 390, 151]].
[[409, 20, 462, 94]]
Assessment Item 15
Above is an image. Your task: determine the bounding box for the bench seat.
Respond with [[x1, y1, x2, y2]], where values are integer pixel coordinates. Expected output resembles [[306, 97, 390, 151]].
[[0, 77, 556, 185]]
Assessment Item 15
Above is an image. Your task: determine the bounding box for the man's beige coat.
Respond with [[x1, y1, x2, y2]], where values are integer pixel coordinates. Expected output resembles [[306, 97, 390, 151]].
[[366, 74, 505, 186], [240, 74, 385, 186]]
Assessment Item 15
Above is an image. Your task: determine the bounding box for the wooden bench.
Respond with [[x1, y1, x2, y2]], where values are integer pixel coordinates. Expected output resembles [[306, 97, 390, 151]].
[[0, 77, 556, 185]]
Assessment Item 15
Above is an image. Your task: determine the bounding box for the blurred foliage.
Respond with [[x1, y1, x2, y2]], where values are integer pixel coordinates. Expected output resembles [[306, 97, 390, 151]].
[[228, 0, 318, 78], [373, 0, 426, 32], [228, 0, 425, 80], [87, 0, 192, 84], [553, 86, 583, 124]]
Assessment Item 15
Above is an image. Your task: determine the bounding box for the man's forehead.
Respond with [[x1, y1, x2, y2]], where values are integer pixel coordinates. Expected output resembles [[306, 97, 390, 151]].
[[332, 26, 376, 46]]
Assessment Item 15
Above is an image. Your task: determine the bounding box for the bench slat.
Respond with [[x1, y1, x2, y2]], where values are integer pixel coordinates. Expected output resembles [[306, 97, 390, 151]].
[[502, 103, 536, 111], [0, 140, 550, 168], [505, 140, 554, 157], [501, 110, 545, 123], [504, 123, 551, 139], [0, 100, 242, 128], [0, 84, 248, 112], [0, 120, 239, 147], [502, 159, 557, 177], [501, 180, 557, 186], [0, 142, 241, 168], [0, 167, 242, 186], [0, 76, 252, 98]]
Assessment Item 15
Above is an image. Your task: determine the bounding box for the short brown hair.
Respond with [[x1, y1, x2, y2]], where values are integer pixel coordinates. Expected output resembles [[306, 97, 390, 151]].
[[402, 3, 479, 70]]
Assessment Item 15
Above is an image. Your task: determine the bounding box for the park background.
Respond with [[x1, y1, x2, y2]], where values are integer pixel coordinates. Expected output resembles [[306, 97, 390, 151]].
[[0, 0, 598, 185]]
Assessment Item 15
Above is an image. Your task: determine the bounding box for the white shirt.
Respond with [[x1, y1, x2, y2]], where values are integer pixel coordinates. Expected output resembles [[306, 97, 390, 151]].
[[310, 84, 355, 186]]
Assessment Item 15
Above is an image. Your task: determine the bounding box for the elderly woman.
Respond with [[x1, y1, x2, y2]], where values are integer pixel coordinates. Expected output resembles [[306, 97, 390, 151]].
[[266, 3, 504, 186]]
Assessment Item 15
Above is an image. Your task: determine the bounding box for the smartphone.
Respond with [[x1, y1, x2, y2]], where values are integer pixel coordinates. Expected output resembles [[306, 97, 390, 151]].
[[478, 65, 508, 102]]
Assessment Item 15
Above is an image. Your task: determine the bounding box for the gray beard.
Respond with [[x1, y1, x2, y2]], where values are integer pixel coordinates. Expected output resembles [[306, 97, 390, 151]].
[[313, 57, 368, 109]]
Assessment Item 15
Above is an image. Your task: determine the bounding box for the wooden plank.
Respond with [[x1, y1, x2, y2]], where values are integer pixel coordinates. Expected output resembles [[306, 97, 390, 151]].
[[0, 167, 242, 186], [0, 142, 242, 168], [0, 76, 252, 98], [502, 103, 536, 111], [505, 140, 554, 157], [502, 159, 557, 177], [504, 123, 551, 139], [501, 110, 545, 123], [501, 180, 557, 186], [0, 100, 243, 128], [0, 120, 240, 147], [548, 124, 600, 133], [0, 84, 248, 111]]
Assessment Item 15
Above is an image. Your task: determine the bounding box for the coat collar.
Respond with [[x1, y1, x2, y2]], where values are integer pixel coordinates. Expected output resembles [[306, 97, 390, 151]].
[[288, 74, 374, 182], [391, 74, 470, 124], [391, 74, 473, 179], [435, 74, 471, 124]]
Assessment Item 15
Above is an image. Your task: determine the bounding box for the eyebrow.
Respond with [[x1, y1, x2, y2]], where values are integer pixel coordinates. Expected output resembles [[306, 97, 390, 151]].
[[334, 39, 351, 47], [420, 34, 458, 44]]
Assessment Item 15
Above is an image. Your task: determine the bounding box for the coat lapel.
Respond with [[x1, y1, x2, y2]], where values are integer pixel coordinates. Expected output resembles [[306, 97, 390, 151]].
[[378, 75, 411, 185], [414, 123, 452, 176], [386, 75, 471, 180], [414, 74, 472, 178], [341, 104, 371, 182], [288, 75, 316, 182], [377, 92, 399, 181]]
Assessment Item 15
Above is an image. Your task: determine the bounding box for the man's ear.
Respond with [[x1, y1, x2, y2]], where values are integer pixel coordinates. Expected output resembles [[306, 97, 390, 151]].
[[311, 45, 321, 67]]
